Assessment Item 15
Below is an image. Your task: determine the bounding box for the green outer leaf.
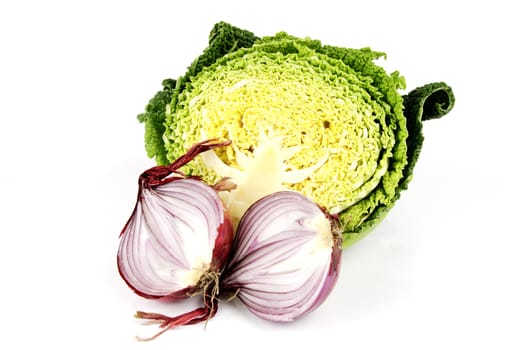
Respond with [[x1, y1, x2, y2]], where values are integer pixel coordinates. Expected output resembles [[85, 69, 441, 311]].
[[399, 82, 455, 190], [401, 82, 455, 190], [137, 79, 176, 165]]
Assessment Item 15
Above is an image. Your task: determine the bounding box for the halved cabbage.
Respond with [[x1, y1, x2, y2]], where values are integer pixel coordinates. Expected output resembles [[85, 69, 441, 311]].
[[138, 22, 455, 246]]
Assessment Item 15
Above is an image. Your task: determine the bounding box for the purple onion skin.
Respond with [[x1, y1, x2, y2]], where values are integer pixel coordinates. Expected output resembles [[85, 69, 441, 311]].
[[209, 212, 234, 276], [221, 191, 343, 322]]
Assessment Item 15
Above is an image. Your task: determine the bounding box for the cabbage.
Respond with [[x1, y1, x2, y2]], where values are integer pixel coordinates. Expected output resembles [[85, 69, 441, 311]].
[[138, 22, 455, 247]]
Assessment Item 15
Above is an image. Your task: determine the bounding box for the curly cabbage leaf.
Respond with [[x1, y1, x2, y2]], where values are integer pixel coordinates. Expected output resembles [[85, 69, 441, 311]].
[[137, 22, 455, 247]]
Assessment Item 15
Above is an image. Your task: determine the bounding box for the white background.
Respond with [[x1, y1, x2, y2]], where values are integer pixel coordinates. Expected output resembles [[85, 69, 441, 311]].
[[1, 1, 524, 349]]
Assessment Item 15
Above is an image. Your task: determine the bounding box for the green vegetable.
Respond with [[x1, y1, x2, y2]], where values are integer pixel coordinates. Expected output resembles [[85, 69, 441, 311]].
[[137, 22, 455, 247]]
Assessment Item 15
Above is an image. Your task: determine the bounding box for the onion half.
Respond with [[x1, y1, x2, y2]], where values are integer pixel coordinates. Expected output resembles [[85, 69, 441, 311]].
[[221, 191, 342, 322], [117, 140, 234, 340], [117, 178, 233, 299]]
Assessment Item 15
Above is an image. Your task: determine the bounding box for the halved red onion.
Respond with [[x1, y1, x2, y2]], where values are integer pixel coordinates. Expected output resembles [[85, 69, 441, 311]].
[[221, 191, 342, 322], [117, 177, 233, 299], [117, 140, 234, 340]]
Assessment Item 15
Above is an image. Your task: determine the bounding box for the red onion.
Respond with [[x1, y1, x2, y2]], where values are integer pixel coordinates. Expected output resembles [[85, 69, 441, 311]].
[[118, 143, 342, 339], [221, 191, 342, 322], [117, 140, 234, 340]]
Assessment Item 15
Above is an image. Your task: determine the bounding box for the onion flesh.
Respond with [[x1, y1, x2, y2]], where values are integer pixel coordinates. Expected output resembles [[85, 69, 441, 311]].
[[221, 190, 342, 322], [117, 177, 232, 299]]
